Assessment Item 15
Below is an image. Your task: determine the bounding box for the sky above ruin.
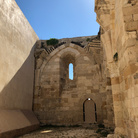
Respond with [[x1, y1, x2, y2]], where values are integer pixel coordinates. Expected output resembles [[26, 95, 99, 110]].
[[15, 0, 99, 40]]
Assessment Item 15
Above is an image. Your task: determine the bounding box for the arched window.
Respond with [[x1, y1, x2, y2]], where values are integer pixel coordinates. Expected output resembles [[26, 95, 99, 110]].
[[69, 63, 73, 80]]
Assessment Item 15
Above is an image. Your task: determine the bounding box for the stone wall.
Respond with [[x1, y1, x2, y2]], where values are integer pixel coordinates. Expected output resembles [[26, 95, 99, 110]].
[[0, 0, 39, 136], [95, 0, 138, 137], [33, 36, 114, 127]]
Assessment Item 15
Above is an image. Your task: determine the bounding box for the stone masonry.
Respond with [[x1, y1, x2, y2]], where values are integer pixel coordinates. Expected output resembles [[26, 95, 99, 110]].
[[95, 0, 138, 137], [0, 0, 138, 137], [33, 36, 114, 127]]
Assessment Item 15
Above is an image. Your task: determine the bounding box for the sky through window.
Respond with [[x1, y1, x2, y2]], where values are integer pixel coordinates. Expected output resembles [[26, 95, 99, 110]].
[[69, 63, 73, 80]]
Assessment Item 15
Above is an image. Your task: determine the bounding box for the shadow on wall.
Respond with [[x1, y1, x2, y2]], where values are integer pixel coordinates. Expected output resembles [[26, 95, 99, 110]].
[[0, 45, 36, 110]]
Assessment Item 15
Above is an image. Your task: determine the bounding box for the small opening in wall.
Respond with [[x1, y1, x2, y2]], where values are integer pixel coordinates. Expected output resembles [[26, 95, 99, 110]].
[[69, 63, 73, 80]]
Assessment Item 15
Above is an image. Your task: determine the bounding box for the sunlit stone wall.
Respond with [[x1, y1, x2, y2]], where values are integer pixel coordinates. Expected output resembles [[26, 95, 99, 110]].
[[95, 0, 138, 137]]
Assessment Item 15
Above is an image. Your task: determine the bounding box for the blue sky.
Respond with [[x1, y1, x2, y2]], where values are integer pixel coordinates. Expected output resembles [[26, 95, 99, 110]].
[[15, 0, 99, 40]]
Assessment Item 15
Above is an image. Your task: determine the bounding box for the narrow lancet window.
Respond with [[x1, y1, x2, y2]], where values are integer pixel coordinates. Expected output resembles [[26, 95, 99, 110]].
[[69, 63, 73, 80]]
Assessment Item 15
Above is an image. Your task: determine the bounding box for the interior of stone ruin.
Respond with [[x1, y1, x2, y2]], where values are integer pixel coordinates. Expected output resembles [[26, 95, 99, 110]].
[[0, 0, 138, 138]]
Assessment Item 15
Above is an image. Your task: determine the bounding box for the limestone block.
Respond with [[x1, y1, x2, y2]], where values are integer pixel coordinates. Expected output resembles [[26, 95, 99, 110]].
[[49, 49, 59, 57], [134, 85, 138, 97], [111, 77, 120, 85], [84, 56, 89, 61], [123, 64, 138, 79], [62, 98, 68, 103], [58, 45, 66, 50], [113, 94, 122, 101], [36, 58, 43, 69], [113, 101, 122, 106], [127, 31, 137, 39], [135, 107, 138, 116], [124, 15, 133, 22], [135, 97, 138, 107], [127, 99, 132, 108], [71, 94, 78, 98], [133, 13, 138, 21], [34, 36, 113, 127], [125, 21, 138, 31], [123, 5, 138, 16], [119, 57, 127, 73], [127, 88, 132, 99], [69, 43, 75, 47], [126, 38, 136, 47], [127, 47, 138, 63], [112, 84, 120, 94], [120, 81, 125, 91], [35, 70, 40, 86], [54, 58, 60, 62], [85, 81, 93, 87], [58, 47, 80, 57], [115, 118, 124, 127]]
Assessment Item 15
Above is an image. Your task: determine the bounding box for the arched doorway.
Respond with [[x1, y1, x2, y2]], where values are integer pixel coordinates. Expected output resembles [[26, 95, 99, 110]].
[[83, 98, 97, 123]]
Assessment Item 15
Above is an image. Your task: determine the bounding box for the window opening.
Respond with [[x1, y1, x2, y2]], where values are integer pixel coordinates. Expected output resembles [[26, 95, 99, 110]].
[[69, 63, 73, 80]]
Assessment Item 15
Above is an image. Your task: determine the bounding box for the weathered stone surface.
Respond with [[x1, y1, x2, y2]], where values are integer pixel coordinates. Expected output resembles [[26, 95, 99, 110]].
[[125, 21, 138, 31], [33, 36, 114, 127], [95, 0, 138, 137], [133, 13, 138, 21], [1, 0, 138, 137], [123, 5, 138, 16], [124, 15, 133, 22]]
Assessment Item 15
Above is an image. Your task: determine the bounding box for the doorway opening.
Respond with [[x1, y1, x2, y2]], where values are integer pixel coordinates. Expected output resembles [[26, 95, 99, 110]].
[[83, 98, 97, 123]]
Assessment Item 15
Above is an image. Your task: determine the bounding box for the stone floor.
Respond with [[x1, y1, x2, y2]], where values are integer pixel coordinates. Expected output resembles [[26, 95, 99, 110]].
[[18, 126, 104, 138]]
